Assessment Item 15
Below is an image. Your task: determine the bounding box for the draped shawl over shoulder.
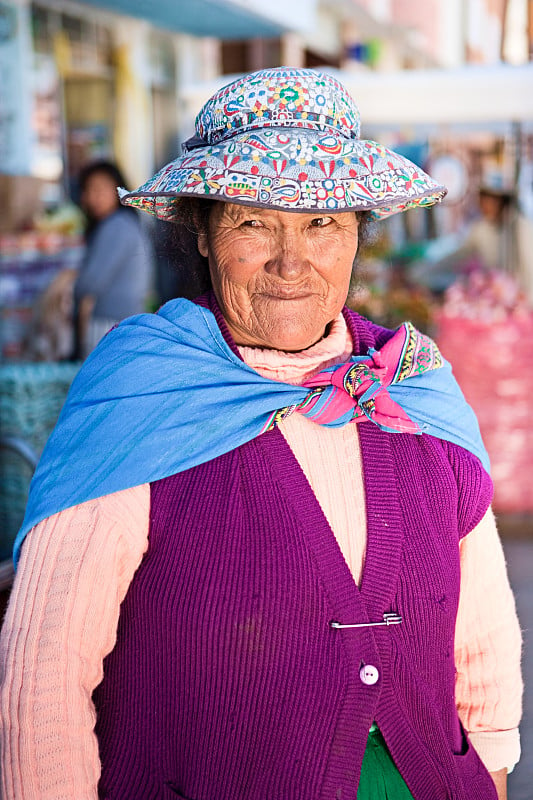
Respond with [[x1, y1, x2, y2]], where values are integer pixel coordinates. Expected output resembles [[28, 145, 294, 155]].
[[13, 292, 488, 564]]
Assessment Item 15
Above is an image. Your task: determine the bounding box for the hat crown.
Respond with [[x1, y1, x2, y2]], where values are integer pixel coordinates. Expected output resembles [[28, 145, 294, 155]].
[[191, 67, 361, 149], [123, 67, 446, 220]]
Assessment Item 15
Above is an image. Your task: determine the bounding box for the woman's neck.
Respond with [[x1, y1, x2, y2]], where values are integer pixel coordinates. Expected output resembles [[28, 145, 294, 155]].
[[238, 314, 353, 385]]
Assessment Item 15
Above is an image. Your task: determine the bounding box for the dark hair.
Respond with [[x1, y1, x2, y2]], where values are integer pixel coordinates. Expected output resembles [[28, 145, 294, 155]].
[[78, 159, 138, 236], [161, 198, 375, 299], [78, 159, 130, 195]]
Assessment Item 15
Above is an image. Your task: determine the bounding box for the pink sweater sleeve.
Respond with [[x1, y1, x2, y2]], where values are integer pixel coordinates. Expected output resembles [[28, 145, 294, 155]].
[[456, 508, 523, 771], [0, 485, 150, 800]]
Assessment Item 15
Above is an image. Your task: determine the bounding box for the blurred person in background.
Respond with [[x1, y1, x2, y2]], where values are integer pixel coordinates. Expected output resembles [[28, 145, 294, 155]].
[[462, 184, 514, 272], [458, 181, 533, 304], [0, 69, 522, 800], [412, 179, 533, 302], [74, 160, 154, 358]]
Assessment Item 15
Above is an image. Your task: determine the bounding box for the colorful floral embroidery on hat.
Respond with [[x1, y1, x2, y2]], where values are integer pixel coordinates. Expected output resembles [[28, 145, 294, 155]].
[[119, 67, 447, 219]]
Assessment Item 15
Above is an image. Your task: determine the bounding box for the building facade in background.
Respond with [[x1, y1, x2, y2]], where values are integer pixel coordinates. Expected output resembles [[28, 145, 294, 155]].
[[1, 0, 532, 361], [1, 0, 531, 199]]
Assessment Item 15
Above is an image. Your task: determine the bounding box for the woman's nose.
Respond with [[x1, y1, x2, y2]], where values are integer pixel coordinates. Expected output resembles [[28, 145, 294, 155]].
[[264, 230, 311, 280]]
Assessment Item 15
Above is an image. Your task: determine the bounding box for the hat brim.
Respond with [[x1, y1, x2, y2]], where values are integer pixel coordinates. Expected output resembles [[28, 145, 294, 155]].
[[120, 127, 446, 221]]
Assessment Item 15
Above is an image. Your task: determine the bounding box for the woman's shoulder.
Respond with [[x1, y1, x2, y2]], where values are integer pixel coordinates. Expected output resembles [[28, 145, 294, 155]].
[[99, 208, 141, 235], [92, 209, 151, 254]]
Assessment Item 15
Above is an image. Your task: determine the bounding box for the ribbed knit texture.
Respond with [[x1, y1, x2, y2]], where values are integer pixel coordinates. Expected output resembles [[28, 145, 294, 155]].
[[0, 311, 521, 798], [93, 305, 496, 800]]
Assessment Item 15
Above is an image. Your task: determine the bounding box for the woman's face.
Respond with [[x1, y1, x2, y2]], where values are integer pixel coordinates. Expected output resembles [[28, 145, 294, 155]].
[[81, 171, 119, 221], [198, 203, 359, 351]]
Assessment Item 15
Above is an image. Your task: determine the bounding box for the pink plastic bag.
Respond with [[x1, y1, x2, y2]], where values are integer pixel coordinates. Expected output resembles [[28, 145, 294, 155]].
[[436, 313, 533, 513]]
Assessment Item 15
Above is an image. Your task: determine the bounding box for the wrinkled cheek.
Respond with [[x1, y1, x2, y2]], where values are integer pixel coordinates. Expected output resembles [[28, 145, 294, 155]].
[[212, 276, 256, 326]]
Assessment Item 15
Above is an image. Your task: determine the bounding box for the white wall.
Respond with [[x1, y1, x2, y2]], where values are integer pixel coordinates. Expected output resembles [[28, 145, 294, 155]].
[[438, 0, 467, 67]]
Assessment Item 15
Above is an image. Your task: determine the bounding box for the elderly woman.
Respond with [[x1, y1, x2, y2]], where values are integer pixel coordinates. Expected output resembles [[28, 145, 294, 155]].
[[0, 69, 522, 800]]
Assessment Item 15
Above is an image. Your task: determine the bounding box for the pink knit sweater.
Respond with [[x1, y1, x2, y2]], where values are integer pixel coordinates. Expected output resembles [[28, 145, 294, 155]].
[[0, 315, 522, 799]]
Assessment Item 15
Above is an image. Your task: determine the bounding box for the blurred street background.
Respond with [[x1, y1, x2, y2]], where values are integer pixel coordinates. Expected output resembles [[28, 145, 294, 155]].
[[0, 0, 532, 795]]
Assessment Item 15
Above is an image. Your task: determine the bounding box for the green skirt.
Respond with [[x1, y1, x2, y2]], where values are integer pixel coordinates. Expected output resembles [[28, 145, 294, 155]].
[[357, 725, 415, 800]]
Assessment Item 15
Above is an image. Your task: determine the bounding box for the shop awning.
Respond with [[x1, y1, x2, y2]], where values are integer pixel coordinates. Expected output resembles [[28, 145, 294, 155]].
[[78, 0, 315, 38]]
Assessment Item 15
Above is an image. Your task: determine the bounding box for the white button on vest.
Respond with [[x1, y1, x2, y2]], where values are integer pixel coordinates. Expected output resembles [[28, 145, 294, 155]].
[[359, 664, 379, 685]]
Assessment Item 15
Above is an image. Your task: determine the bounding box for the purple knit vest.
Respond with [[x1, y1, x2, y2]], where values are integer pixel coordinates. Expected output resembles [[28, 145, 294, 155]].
[[93, 304, 495, 800]]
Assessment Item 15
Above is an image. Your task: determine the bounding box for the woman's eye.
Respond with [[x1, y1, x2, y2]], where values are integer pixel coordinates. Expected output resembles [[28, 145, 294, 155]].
[[310, 216, 334, 228], [241, 219, 263, 228]]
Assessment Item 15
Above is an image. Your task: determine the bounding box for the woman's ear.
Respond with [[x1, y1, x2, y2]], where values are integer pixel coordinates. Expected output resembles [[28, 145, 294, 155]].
[[197, 232, 208, 258]]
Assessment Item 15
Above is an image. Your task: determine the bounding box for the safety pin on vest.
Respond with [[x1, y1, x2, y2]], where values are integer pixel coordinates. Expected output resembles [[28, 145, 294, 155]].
[[330, 613, 402, 630]]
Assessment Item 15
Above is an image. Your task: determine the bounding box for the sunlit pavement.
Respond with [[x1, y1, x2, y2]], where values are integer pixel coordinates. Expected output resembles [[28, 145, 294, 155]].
[[503, 538, 533, 800]]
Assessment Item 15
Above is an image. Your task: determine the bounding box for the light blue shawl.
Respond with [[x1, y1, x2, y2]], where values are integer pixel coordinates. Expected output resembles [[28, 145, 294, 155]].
[[14, 298, 488, 565]]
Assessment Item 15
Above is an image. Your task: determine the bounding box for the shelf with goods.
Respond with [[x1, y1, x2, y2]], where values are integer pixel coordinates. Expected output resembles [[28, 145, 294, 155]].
[[0, 227, 84, 361]]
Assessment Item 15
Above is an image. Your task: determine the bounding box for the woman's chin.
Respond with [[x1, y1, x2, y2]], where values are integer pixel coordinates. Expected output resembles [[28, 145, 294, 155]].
[[256, 322, 327, 352], [227, 302, 333, 351]]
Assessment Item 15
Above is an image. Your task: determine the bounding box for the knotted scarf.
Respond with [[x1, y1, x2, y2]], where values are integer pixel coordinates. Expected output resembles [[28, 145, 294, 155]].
[[14, 297, 488, 565], [265, 316, 440, 434]]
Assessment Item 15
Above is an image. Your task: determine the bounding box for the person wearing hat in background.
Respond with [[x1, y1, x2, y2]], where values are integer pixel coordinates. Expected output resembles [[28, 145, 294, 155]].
[[462, 181, 515, 273], [74, 159, 154, 358], [462, 180, 533, 305], [416, 175, 533, 300], [0, 69, 522, 800]]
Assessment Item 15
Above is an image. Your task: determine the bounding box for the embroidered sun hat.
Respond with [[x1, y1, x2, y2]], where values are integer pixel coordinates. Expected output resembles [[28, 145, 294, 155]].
[[119, 67, 446, 220]]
